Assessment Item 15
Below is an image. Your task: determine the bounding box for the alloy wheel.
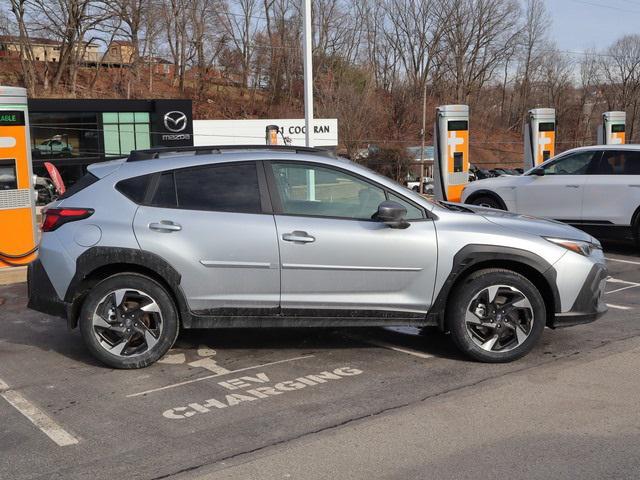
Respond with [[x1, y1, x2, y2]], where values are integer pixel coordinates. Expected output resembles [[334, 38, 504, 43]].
[[464, 284, 534, 353], [91, 289, 163, 357]]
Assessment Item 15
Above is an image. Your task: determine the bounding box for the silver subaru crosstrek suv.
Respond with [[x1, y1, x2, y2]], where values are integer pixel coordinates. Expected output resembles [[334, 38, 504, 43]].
[[28, 146, 608, 369]]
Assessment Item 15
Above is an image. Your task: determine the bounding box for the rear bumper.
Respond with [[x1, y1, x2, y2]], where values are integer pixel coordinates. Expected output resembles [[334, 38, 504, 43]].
[[550, 262, 609, 328], [27, 259, 71, 322]]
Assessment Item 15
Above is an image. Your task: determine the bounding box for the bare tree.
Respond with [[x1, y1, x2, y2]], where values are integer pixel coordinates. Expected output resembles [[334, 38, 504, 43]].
[[440, 0, 521, 104], [600, 35, 640, 141], [218, 0, 261, 90], [515, 0, 549, 124], [27, 0, 108, 94], [8, 0, 39, 94]]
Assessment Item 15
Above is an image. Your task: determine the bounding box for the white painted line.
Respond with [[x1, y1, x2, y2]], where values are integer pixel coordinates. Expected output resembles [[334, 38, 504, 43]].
[[606, 257, 640, 266], [346, 335, 434, 359], [127, 354, 315, 398], [0, 377, 78, 447], [606, 303, 632, 310], [606, 284, 640, 295], [607, 278, 640, 286]]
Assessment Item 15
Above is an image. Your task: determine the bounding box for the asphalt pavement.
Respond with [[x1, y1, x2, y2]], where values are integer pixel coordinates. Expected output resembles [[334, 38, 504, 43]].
[[0, 241, 638, 480]]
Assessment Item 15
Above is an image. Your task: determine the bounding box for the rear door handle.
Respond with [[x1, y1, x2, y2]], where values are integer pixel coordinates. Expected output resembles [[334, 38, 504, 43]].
[[149, 221, 182, 232], [565, 185, 580, 188], [282, 231, 315, 243]]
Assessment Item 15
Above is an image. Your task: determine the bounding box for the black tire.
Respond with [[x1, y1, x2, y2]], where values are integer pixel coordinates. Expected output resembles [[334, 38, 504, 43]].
[[79, 273, 179, 369], [446, 269, 546, 363], [469, 195, 504, 210]]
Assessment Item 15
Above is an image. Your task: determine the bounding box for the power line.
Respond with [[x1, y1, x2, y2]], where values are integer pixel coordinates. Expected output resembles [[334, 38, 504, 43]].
[[567, 0, 640, 14]]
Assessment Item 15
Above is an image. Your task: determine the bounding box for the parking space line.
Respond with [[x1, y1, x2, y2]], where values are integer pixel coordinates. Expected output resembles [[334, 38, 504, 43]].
[[0, 378, 79, 447], [606, 257, 640, 266], [607, 278, 640, 286], [127, 354, 315, 398], [606, 285, 640, 295], [606, 304, 632, 310], [605, 277, 640, 295], [344, 334, 434, 359]]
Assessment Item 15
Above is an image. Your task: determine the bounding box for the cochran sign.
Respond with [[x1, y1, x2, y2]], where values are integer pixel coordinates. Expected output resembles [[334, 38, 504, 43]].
[[193, 118, 339, 147], [163, 366, 363, 419]]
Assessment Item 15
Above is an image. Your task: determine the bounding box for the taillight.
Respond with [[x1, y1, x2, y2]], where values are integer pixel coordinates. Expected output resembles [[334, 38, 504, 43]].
[[41, 208, 94, 232]]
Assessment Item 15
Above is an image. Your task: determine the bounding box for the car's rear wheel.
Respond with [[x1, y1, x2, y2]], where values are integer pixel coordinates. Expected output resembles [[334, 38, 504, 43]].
[[79, 273, 179, 369], [469, 195, 504, 210], [447, 269, 546, 363]]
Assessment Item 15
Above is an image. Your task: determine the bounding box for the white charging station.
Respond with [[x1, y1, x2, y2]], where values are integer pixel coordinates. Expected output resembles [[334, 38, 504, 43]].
[[433, 105, 469, 203], [597, 111, 626, 145], [524, 108, 555, 170]]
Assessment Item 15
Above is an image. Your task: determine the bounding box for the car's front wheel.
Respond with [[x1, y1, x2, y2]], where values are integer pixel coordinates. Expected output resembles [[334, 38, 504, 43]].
[[468, 195, 504, 210], [79, 273, 179, 369], [447, 269, 546, 363]]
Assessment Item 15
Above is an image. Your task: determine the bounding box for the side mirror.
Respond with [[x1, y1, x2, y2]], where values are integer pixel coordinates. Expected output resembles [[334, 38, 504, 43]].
[[532, 168, 545, 176], [374, 200, 410, 229]]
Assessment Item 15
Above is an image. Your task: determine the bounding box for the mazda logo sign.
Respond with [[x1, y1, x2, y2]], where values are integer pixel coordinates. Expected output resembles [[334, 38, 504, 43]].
[[164, 111, 187, 133]]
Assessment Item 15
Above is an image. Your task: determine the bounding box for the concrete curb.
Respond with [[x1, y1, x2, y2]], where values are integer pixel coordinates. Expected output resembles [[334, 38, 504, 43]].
[[0, 266, 27, 286]]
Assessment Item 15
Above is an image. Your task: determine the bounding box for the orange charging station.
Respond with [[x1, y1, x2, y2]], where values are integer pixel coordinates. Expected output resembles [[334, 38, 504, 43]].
[[597, 111, 626, 145], [0, 86, 37, 268], [433, 105, 470, 203], [524, 108, 556, 170]]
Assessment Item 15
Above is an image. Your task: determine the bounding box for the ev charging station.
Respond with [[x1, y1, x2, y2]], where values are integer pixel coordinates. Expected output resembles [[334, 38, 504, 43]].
[[524, 108, 556, 170], [433, 105, 470, 203], [0, 86, 37, 268], [597, 111, 626, 145]]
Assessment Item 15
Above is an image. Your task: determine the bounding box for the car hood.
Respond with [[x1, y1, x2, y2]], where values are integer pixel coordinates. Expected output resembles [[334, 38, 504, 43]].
[[459, 204, 596, 243]]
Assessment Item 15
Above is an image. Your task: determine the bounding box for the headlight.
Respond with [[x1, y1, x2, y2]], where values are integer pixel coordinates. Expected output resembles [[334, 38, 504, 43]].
[[544, 237, 601, 257]]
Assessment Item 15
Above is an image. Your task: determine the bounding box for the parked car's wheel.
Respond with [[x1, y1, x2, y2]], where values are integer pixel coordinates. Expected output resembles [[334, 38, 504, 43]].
[[447, 269, 546, 363], [79, 273, 179, 369], [469, 195, 504, 210]]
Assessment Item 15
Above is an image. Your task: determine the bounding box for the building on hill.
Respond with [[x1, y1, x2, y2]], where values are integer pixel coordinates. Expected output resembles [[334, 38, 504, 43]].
[[141, 56, 176, 76], [103, 40, 135, 65], [0, 35, 100, 63]]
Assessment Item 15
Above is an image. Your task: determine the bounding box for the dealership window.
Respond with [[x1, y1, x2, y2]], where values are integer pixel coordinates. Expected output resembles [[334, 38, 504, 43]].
[[102, 112, 151, 156], [30, 112, 100, 161]]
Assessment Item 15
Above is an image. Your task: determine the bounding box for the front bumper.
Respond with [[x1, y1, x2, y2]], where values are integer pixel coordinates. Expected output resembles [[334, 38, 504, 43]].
[[27, 259, 71, 322], [550, 262, 609, 328]]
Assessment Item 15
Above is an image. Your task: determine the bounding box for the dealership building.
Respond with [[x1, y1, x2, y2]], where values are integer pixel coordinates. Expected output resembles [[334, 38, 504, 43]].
[[26, 98, 339, 187], [27, 98, 193, 183]]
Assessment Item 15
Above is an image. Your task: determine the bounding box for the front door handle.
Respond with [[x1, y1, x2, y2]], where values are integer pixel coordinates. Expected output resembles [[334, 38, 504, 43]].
[[282, 231, 315, 243], [565, 184, 580, 188], [149, 221, 182, 232]]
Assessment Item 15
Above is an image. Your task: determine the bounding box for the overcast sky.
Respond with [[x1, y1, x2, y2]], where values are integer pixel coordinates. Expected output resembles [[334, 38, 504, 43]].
[[545, 0, 640, 51]]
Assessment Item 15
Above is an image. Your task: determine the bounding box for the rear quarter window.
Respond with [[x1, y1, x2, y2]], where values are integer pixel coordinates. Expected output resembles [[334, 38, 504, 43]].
[[116, 174, 152, 204], [58, 172, 99, 200]]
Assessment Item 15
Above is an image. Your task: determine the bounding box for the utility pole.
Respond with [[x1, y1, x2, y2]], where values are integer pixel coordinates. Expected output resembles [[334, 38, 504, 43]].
[[302, 0, 314, 148], [419, 81, 427, 194]]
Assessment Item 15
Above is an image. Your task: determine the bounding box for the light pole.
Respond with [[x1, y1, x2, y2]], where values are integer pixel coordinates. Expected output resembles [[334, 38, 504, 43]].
[[419, 80, 427, 193], [302, 0, 314, 148]]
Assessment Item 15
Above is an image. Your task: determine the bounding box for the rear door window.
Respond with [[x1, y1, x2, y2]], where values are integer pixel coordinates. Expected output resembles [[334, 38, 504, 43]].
[[173, 162, 262, 213], [592, 150, 640, 175], [150, 172, 177, 208]]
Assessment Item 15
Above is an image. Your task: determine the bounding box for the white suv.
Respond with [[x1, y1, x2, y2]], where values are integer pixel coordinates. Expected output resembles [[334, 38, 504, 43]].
[[461, 145, 640, 245]]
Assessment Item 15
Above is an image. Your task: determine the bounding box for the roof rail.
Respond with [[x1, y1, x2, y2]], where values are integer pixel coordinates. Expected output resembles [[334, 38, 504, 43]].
[[126, 144, 333, 162]]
